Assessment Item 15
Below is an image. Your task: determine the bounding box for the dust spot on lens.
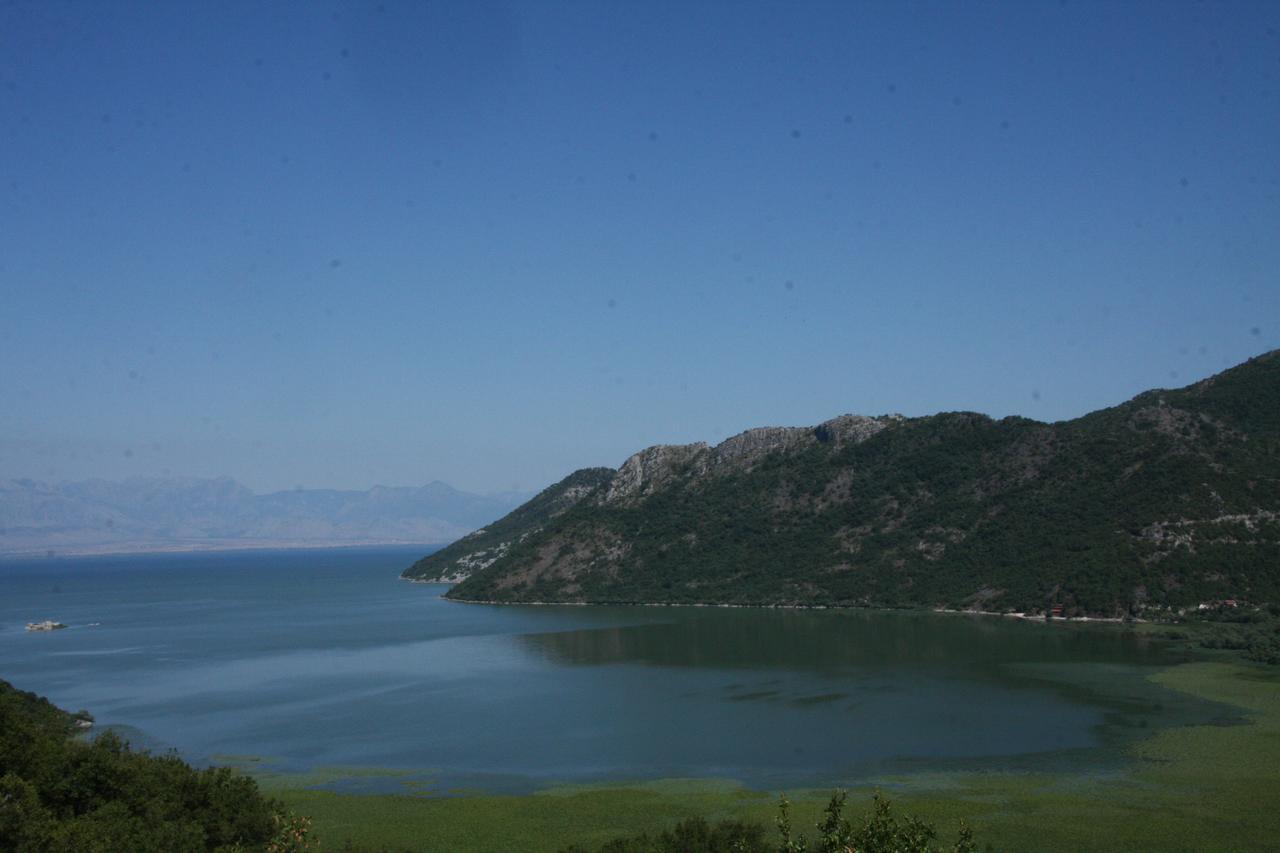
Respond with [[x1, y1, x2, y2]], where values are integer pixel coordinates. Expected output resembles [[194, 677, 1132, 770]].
[[1250, 326, 1261, 336], [607, 298, 617, 309], [330, 258, 342, 268], [1031, 390, 1041, 401], [790, 129, 801, 139], [784, 280, 794, 291], [1179, 177, 1189, 187], [648, 131, 658, 141], [122, 449, 133, 459]]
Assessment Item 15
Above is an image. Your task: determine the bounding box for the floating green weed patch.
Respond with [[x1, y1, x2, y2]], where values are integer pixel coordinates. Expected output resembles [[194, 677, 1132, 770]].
[[272, 662, 1280, 852]]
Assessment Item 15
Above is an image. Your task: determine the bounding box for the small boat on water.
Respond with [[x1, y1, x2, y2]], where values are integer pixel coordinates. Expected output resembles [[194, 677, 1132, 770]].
[[26, 620, 67, 632]]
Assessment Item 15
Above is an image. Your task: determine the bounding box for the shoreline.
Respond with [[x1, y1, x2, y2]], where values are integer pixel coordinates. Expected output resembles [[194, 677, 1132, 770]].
[[402, 581, 1139, 623]]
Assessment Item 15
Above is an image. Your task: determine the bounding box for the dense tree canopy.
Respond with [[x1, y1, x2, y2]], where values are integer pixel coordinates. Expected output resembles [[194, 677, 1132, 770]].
[[425, 351, 1280, 617], [0, 678, 311, 852]]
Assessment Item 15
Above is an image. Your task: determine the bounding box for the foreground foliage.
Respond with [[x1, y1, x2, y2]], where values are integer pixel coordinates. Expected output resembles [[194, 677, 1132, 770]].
[[560, 814, 767, 853], [0, 678, 312, 852], [777, 791, 975, 853], [560, 790, 975, 853]]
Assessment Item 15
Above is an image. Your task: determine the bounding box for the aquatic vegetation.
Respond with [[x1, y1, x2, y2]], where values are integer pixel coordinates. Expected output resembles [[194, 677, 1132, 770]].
[[273, 661, 1280, 852]]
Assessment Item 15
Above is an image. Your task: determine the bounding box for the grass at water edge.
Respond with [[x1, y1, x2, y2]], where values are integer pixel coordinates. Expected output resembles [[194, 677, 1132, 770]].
[[273, 661, 1280, 852]]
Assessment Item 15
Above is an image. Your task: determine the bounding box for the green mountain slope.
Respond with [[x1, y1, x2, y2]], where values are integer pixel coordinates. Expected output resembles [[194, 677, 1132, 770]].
[[407, 352, 1280, 616], [402, 467, 616, 582]]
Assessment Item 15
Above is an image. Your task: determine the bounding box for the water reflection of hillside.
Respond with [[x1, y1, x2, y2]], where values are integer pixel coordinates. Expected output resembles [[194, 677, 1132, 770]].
[[518, 609, 1173, 670]]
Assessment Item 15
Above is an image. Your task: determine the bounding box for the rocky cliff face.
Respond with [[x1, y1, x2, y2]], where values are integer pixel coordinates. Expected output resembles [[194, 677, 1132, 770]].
[[603, 443, 709, 503], [599, 414, 902, 505], [405, 352, 1280, 615], [712, 427, 812, 463]]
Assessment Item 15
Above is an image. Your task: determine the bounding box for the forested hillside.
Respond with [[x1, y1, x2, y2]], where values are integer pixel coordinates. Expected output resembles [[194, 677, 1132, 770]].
[[406, 351, 1280, 617]]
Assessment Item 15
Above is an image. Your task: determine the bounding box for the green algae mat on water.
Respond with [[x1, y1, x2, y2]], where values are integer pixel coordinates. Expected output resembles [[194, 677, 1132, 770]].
[[276, 661, 1280, 852]]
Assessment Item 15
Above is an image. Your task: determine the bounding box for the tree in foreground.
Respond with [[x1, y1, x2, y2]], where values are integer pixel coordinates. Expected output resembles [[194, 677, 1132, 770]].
[[563, 789, 976, 853], [778, 790, 976, 853]]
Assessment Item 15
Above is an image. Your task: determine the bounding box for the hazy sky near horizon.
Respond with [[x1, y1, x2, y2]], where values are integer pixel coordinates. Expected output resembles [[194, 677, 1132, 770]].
[[2, 0, 1278, 494]]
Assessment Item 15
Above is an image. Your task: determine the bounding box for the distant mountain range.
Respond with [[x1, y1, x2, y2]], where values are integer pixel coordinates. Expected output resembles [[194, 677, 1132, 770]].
[[405, 351, 1280, 617], [0, 477, 531, 557]]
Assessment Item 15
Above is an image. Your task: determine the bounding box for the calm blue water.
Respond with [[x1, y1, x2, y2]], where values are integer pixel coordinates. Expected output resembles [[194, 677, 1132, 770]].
[[0, 547, 1222, 793]]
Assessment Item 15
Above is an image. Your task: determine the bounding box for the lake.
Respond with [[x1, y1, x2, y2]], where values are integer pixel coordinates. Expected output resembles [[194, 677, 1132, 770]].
[[0, 547, 1230, 794]]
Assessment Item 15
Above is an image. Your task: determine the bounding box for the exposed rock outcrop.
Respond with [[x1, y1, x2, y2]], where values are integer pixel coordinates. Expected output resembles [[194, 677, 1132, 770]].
[[604, 443, 709, 503]]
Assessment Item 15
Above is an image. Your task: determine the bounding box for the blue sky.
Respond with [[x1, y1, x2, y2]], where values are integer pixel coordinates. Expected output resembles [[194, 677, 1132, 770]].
[[1, 0, 1277, 494]]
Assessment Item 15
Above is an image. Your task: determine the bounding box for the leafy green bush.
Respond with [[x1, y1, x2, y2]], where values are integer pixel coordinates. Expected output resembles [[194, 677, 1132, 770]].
[[0, 678, 312, 852], [561, 815, 768, 853], [777, 791, 975, 853], [562, 790, 976, 853]]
